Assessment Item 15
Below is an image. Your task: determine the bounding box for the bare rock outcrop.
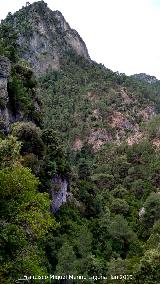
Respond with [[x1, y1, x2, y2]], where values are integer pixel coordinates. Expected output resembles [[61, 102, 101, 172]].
[[50, 176, 68, 213], [5, 1, 90, 75], [0, 57, 11, 133]]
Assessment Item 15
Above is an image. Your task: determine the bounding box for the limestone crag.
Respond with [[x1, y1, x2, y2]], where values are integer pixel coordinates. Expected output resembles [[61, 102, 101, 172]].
[[5, 1, 90, 75], [51, 176, 68, 213], [0, 57, 11, 133]]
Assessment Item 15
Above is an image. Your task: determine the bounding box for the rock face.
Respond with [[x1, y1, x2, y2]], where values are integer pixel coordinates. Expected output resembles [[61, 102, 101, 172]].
[[132, 73, 158, 84], [139, 207, 145, 218], [0, 57, 11, 133], [5, 1, 90, 75], [50, 176, 68, 213]]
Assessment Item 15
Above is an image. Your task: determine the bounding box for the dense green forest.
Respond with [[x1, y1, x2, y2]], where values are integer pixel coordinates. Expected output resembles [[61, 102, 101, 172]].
[[0, 2, 160, 283]]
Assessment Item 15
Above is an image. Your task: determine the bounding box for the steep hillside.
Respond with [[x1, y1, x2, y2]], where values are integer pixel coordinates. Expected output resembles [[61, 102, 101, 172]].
[[1, 1, 89, 74], [39, 54, 160, 151], [1, 0, 160, 152], [0, 2, 160, 284]]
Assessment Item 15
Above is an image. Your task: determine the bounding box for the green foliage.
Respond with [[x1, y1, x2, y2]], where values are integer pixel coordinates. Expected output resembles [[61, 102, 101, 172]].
[[112, 185, 128, 198], [5, 245, 50, 282], [107, 258, 127, 281], [38, 50, 160, 151], [133, 248, 160, 283], [21, 153, 41, 173], [0, 147, 58, 283], [110, 215, 136, 243], [14, 64, 37, 89], [1, 6, 160, 282], [0, 164, 39, 201], [78, 158, 91, 179], [110, 198, 129, 215], [11, 121, 44, 158], [0, 22, 19, 62], [7, 65, 40, 123], [146, 114, 160, 139], [55, 241, 78, 276], [143, 193, 160, 227], [41, 129, 70, 177], [0, 135, 21, 168]]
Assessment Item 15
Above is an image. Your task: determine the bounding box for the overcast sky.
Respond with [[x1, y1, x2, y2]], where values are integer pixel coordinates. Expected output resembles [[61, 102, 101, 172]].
[[0, 0, 160, 78]]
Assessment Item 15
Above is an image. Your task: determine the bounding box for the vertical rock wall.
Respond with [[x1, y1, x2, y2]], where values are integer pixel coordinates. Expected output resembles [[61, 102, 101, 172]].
[[0, 57, 11, 133], [50, 176, 68, 213]]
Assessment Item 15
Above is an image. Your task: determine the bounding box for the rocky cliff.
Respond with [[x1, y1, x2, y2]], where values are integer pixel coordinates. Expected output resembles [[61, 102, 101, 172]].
[[0, 57, 11, 133], [2, 1, 90, 75], [51, 176, 68, 213], [131, 73, 158, 84], [0, 56, 42, 136]]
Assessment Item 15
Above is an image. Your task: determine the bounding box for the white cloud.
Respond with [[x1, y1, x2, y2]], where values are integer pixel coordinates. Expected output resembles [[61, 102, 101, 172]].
[[1, 0, 160, 78]]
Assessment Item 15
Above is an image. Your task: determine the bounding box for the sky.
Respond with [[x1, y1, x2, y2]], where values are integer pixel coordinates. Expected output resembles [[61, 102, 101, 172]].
[[0, 0, 160, 78]]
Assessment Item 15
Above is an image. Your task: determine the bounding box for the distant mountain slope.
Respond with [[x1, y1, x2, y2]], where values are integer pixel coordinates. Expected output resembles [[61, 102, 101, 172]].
[[39, 55, 160, 151]]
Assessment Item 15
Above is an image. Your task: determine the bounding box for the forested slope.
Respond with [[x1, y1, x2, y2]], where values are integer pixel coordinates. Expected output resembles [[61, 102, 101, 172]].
[[0, 1, 160, 284]]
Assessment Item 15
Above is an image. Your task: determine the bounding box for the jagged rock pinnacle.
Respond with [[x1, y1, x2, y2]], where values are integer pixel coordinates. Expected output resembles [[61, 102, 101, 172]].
[[3, 1, 90, 75]]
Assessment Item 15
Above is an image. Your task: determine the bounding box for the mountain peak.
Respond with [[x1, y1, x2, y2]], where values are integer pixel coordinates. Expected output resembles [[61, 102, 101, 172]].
[[2, 1, 90, 74]]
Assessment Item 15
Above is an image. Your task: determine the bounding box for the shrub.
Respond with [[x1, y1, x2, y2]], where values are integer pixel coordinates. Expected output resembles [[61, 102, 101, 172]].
[[11, 121, 44, 158]]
